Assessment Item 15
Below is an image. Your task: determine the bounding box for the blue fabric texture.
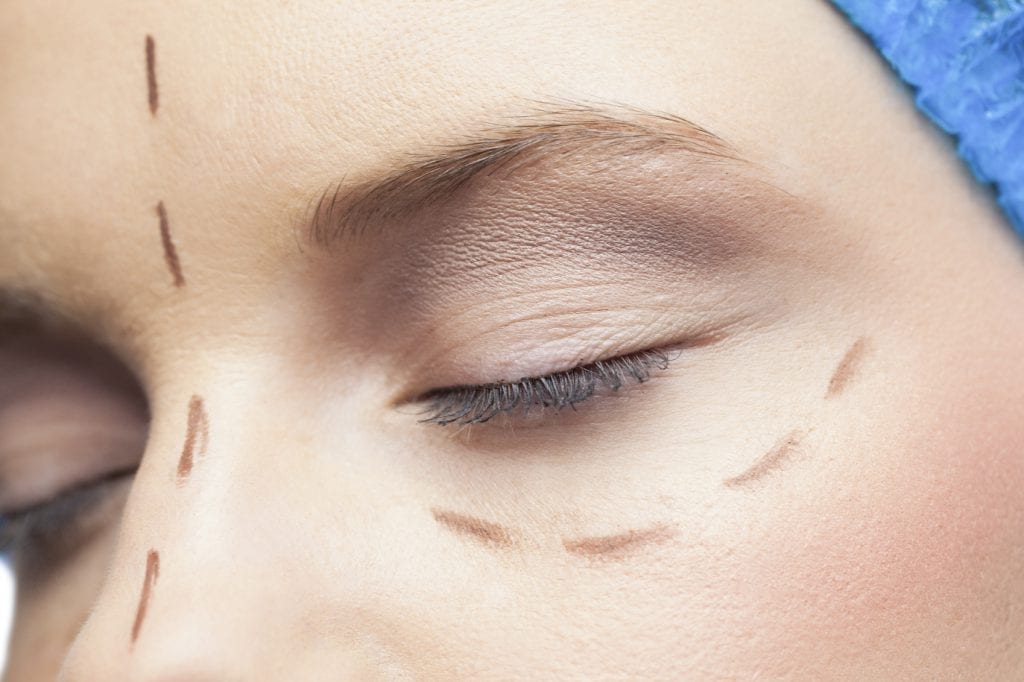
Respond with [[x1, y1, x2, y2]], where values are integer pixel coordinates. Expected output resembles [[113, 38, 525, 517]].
[[829, 0, 1024, 238]]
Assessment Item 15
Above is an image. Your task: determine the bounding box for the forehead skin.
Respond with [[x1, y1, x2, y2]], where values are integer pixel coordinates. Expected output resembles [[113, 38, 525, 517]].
[[0, 0, 1015, 335], [0, 0, 926, 333], [2, 1, 1024, 680]]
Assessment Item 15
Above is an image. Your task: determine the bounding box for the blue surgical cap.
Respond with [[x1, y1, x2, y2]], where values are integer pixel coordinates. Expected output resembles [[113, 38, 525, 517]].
[[829, 0, 1024, 239]]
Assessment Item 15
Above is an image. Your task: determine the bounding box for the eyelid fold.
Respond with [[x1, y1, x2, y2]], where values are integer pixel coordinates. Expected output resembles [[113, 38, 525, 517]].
[[417, 348, 676, 426]]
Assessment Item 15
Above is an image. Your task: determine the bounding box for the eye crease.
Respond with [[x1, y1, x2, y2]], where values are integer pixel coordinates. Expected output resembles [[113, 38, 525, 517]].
[[417, 348, 675, 426]]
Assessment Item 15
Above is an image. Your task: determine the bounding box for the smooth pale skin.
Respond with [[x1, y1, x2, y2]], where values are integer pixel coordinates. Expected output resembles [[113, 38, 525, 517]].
[[2, 1, 1024, 679]]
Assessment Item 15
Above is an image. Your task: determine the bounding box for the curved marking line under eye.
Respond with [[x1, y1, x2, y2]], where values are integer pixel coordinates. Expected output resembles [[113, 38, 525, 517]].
[[724, 429, 804, 488], [131, 549, 160, 646], [563, 524, 677, 561], [176, 395, 209, 483], [431, 508, 515, 548], [826, 337, 870, 399]]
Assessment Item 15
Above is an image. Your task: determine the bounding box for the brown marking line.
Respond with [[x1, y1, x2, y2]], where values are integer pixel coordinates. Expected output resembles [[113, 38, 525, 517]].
[[563, 524, 677, 560], [156, 201, 185, 287], [724, 430, 804, 488], [826, 337, 869, 399], [176, 395, 209, 483], [431, 508, 515, 548], [145, 35, 158, 115], [131, 549, 160, 645]]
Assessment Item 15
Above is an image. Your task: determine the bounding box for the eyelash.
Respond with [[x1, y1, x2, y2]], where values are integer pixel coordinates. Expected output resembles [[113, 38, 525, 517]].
[[0, 469, 134, 558], [419, 348, 675, 426]]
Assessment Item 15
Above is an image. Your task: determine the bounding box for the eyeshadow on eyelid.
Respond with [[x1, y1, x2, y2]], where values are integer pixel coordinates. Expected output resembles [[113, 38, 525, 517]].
[[391, 192, 749, 288], [341, 162, 789, 299]]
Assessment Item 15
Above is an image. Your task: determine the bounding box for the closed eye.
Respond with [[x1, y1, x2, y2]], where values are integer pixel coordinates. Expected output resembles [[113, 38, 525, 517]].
[[0, 468, 135, 559], [417, 348, 676, 426]]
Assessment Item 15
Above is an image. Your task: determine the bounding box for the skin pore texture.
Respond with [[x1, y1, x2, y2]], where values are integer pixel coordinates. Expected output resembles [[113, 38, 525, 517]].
[[0, 0, 1023, 679]]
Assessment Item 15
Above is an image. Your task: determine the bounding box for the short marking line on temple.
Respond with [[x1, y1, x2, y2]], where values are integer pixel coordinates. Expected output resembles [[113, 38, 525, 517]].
[[156, 201, 185, 287], [826, 337, 869, 399], [176, 395, 208, 483], [724, 429, 804, 488], [131, 549, 160, 646], [563, 524, 677, 560], [431, 508, 515, 548], [145, 35, 158, 116]]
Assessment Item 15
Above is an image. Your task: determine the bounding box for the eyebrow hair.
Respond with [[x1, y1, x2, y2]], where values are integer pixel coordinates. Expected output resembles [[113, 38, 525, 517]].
[[307, 101, 740, 249]]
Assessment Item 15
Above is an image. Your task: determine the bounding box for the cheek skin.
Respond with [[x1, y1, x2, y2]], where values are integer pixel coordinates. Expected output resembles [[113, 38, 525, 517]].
[[420, 322, 1024, 678], [723, 356, 1024, 675]]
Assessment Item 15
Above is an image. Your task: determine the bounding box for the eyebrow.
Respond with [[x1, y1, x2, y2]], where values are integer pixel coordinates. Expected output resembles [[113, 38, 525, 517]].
[[306, 102, 740, 249]]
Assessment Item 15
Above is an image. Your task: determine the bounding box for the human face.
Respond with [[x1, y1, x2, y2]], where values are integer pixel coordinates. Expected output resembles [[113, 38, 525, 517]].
[[2, 1, 1023, 679]]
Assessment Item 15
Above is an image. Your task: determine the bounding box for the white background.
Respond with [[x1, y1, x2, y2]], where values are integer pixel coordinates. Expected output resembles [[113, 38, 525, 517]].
[[0, 562, 13, 671]]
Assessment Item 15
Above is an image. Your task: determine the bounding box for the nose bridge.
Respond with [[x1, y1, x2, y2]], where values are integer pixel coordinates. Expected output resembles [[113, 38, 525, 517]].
[[119, 522, 292, 681], [60, 385, 412, 680], [63, 409, 298, 679]]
